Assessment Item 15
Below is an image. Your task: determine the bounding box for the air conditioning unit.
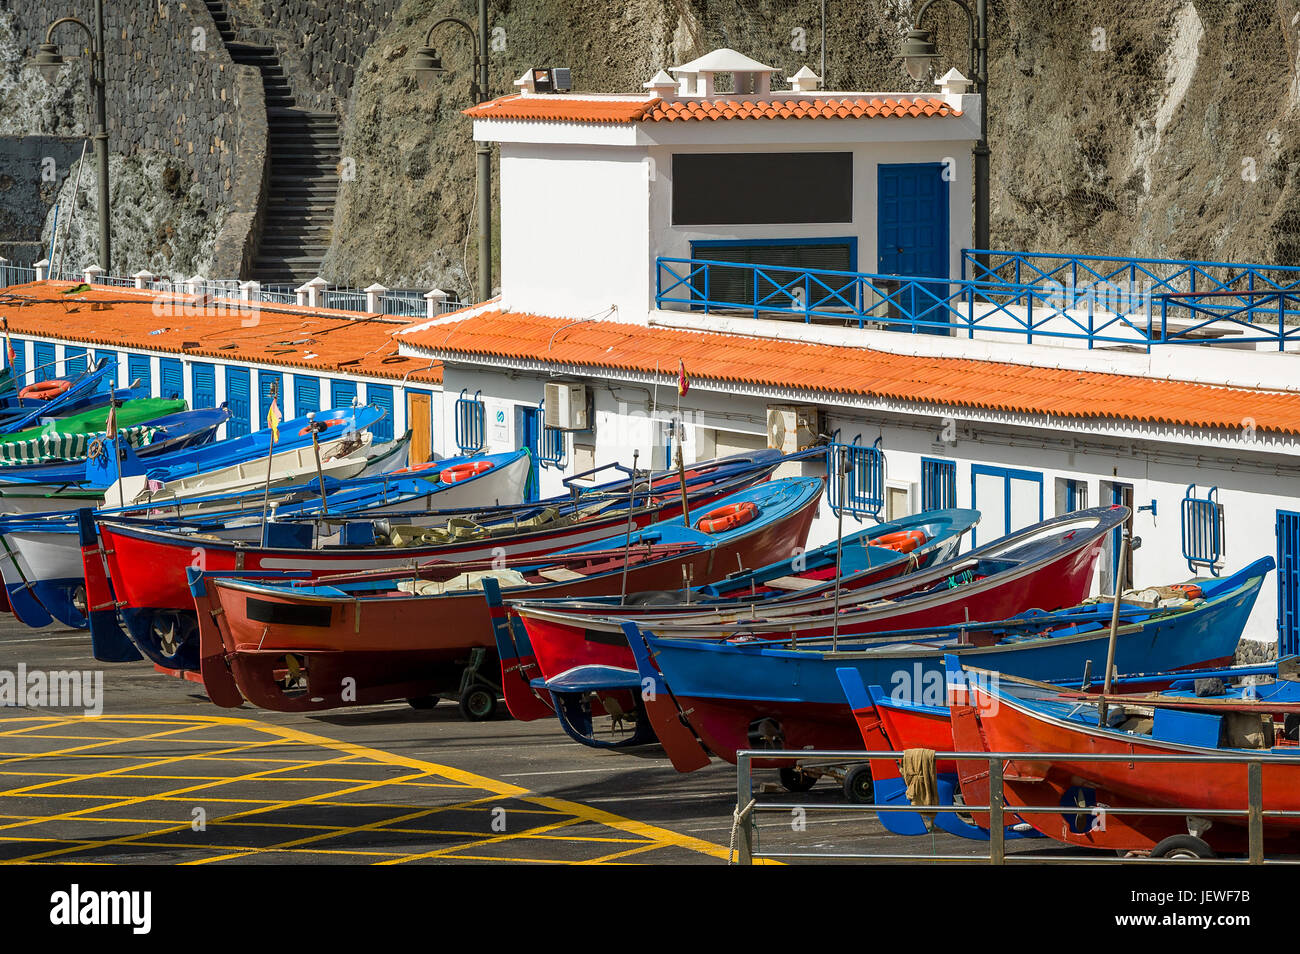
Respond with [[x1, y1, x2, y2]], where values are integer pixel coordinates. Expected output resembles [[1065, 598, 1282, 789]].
[[766, 404, 822, 454], [544, 382, 589, 430]]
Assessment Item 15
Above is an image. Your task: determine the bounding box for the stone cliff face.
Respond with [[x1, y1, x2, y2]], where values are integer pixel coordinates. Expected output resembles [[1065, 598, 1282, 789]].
[[5, 0, 1299, 288]]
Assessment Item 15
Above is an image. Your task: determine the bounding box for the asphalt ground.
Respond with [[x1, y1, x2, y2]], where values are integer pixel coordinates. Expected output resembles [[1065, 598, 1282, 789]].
[[0, 617, 1137, 866]]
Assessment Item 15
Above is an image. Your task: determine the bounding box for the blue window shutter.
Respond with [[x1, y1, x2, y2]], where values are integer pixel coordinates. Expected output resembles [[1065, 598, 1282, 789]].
[[258, 370, 284, 430], [64, 346, 87, 376], [329, 378, 357, 411], [34, 342, 56, 380], [159, 357, 184, 400]]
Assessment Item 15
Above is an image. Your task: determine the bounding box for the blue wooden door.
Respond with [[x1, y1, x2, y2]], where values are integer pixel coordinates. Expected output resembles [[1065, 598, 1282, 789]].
[[159, 357, 184, 400], [34, 342, 56, 380], [94, 350, 118, 392], [225, 366, 251, 437], [191, 363, 216, 409], [877, 162, 950, 333], [329, 378, 357, 411], [294, 375, 320, 417], [64, 346, 87, 376], [515, 405, 541, 502], [258, 370, 284, 431], [1279, 510, 1300, 657], [127, 354, 151, 394], [367, 383, 394, 442]]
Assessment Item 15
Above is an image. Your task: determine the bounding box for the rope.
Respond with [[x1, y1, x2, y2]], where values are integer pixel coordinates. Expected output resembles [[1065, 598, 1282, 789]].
[[728, 797, 757, 865]]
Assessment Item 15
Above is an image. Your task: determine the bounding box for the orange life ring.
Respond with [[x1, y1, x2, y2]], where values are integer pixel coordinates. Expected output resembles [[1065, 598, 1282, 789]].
[[297, 417, 347, 437], [391, 461, 440, 476], [874, 530, 929, 554], [696, 500, 758, 534], [19, 379, 72, 401], [1169, 583, 1203, 600], [440, 460, 493, 484]]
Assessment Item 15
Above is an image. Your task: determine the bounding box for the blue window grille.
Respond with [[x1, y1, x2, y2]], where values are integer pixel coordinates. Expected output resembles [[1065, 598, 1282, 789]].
[[1181, 484, 1224, 575], [455, 389, 485, 453], [537, 400, 567, 468], [367, 383, 394, 442], [1279, 510, 1300, 658], [826, 435, 885, 520], [920, 458, 956, 511]]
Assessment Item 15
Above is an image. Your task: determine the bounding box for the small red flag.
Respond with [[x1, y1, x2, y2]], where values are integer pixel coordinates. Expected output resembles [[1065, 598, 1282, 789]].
[[677, 359, 689, 397]]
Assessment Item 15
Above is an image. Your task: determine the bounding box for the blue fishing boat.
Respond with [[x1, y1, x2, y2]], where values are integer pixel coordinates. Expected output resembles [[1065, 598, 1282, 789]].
[[626, 556, 1272, 770]]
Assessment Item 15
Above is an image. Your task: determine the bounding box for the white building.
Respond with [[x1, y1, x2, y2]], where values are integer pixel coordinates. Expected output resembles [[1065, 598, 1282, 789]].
[[396, 49, 1300, 648]]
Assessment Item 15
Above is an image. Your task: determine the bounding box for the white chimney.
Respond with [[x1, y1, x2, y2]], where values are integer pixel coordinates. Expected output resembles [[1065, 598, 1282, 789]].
[[789, 66, 822, 93], [643, 69, 678, 101]]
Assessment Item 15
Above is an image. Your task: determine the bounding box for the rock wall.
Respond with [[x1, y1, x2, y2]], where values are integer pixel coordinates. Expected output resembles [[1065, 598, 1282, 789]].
[[0, 0, 264, 276], [0, 135, 82, 264]]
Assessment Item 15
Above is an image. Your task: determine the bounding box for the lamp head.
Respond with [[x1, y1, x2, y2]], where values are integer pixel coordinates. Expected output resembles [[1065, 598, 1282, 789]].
[[408, 47, 445, 91], [900, 29, 940, 82], [33, 42, 66, 84]]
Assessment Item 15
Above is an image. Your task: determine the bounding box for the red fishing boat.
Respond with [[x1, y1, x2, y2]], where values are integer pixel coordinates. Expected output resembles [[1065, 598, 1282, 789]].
[[91, 451, 782, 671], [947, 658, 1300, 857], [187, 478, 822, 716]]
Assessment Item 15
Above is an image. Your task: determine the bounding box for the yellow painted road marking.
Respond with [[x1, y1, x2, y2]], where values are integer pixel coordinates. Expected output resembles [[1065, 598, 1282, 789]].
[[0, 714, 772, 865]]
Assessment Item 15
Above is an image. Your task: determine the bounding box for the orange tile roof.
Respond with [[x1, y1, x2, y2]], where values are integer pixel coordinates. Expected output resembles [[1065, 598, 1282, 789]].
[[463, 94, 959, 125], [400, 311, 1300, 435], [0, 282, 441, 385]]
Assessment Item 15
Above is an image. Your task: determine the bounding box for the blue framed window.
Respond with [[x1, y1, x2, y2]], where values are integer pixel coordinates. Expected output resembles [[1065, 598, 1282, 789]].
[[826, 436, 884, 520], [1279, 510, 1300, 658], [329, 378, 357, 411], [367, 383, 394, 442], [920, 458, 956, 511], [258, 370, 284, 430], [1181, 484, 1224, 575], [159, 357, 184, 399], [64, 346, 87, 376], [293, 375, 320, 417], [127, 354, 152, 394], [190, 363, 216, 409], [1064, 478, 1088, 513], [94, 350, 118, 393], [970, 464, 1044, 546], [688, 236, 859, 312], [454, 389, 486, 453], [225, 366, 251, 437]]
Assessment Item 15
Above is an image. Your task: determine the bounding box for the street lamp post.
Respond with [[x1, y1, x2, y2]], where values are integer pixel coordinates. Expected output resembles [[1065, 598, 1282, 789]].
[[901, 0, 989, 271], [408, 0, 493, 304], [33, 0, 111, 275]]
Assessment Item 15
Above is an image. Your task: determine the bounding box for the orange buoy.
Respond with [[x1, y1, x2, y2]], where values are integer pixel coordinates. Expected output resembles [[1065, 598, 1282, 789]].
[[874, 529, 929, 554], [391, 461, 440, 476], [695, 500, 759, 534], [297, 417, 347, 437], [440, 460, 493, 484], [18, 379, 72, 401], [1169, 583, 1204, 600]]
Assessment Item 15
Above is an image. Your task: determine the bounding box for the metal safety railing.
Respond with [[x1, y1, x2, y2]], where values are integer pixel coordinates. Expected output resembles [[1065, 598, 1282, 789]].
[[454, 388, 485, 454], [733, 748, 1300, 865], [656, 253, 1300, 351], [825, 435, 884, 520]]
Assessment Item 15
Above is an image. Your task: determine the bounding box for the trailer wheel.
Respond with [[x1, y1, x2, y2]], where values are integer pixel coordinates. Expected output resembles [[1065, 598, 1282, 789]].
[[1149, 835, 1215, 859], [778, 767, 818, 793], [842, 764, 874, 804], [459, 686, 498, 721]]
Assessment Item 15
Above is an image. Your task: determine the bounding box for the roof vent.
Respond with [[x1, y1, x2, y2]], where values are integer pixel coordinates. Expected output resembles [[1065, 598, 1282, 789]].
[[670, 48, 775, 98], [789, 66, 821, 93]]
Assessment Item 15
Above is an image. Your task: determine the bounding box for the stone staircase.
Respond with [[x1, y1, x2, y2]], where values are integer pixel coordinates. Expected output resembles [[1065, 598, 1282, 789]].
[[204, 0, 339, 282]]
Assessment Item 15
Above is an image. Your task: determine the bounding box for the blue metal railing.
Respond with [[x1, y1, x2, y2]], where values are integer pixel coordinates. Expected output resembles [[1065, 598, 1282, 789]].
[[1280, 510, 1300, 658], [1181, 484, 1223, 575], [826, 435, 884, 520], [454, 388, 485, 454], [655, 253, 1300, 351], [920, 458, 956, 512]]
